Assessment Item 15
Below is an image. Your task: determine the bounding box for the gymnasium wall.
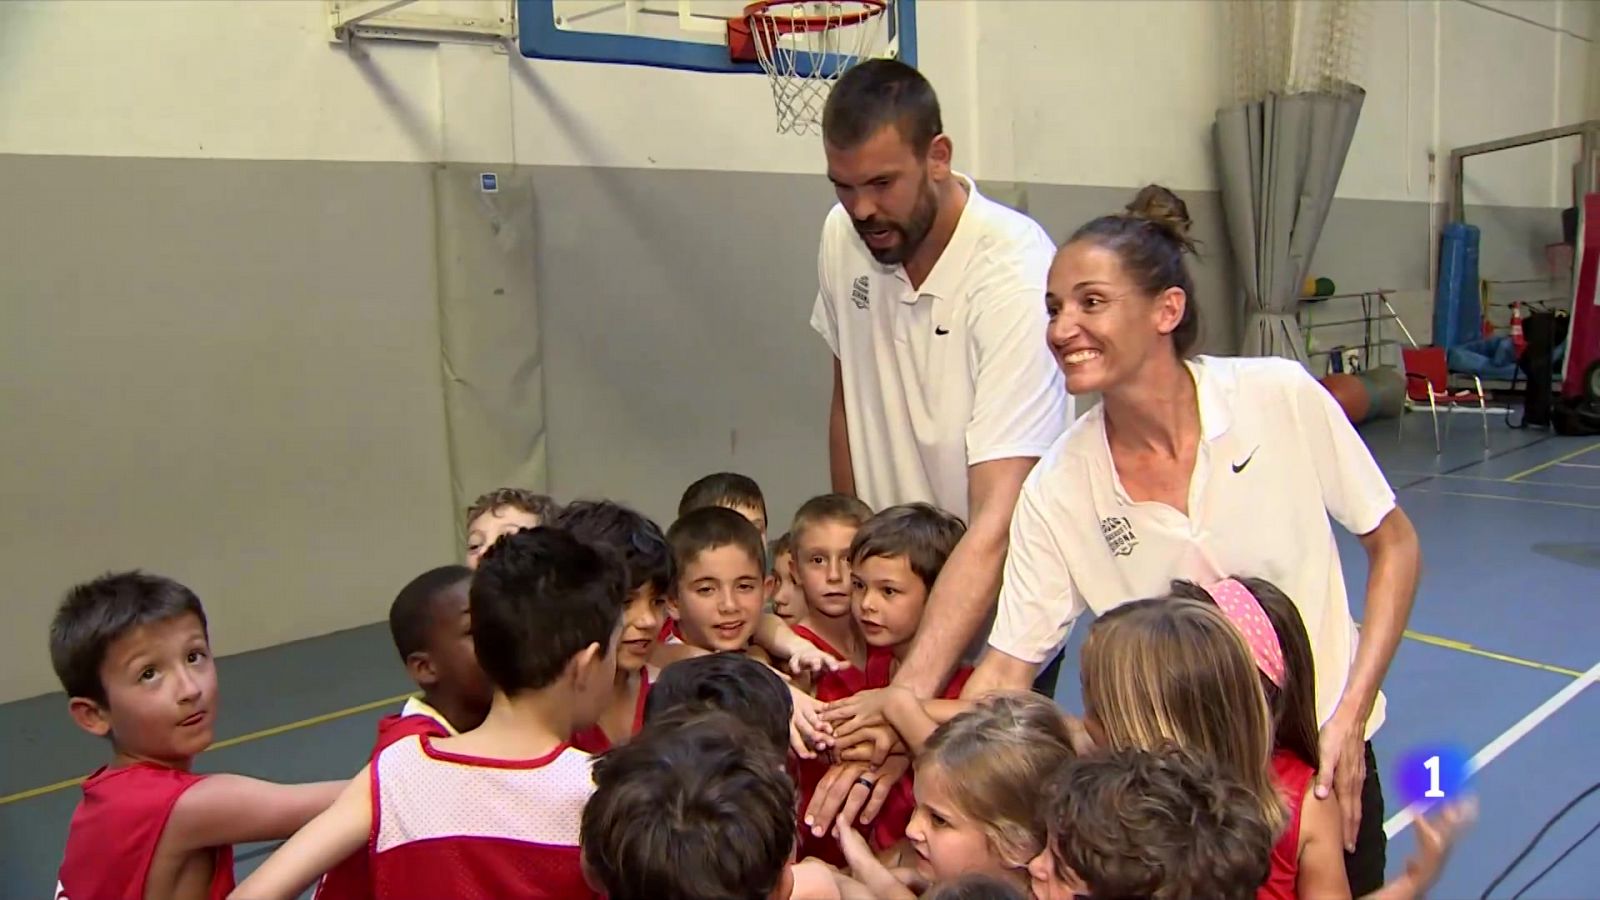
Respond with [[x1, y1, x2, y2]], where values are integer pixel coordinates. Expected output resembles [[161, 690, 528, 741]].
[[0, 0, 1591, 701]]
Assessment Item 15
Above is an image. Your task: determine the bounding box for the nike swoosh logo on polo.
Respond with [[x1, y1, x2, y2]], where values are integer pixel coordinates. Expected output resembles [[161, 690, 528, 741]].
[[934, 326, 950, 336], [1232, 447, 1259, 473]]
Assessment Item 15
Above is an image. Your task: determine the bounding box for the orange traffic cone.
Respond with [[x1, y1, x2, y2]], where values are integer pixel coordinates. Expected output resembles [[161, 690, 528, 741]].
[[1510, 302, 1527, 356]]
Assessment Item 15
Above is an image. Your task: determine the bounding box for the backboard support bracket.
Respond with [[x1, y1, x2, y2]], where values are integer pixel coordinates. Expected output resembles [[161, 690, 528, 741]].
[[327, 0, 518, 48]]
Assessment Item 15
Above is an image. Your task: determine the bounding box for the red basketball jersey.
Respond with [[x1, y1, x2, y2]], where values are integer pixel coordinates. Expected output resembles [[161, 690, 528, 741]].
[[369, 736, 598, 900], [314, 701, 455, 900], [571, 670, 652, 755], [798, 652, 973, 865], [790, 624, 848, 663], [1259, 748, 1315, 900], [56, 763, 234, 900]]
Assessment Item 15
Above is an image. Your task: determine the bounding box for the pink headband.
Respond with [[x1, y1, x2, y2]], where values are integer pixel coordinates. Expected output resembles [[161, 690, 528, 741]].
[[1207, 578, 1285, 689]]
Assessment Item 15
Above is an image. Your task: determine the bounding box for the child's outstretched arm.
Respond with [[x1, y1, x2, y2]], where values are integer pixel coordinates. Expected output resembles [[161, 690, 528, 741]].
[[826, 686, 970, 758], [752, 614, 849, 676], [229, 767, 375, 900], [1361, 799, 1476, 900], [789, 859, 882, 900], [164, 774, 345, 853], [833, 812, 917, 900]]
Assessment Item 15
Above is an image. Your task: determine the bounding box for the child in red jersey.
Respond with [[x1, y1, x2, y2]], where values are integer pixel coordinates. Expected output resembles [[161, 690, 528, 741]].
[[657, 491, 848, 684], [554, 500, 674, 754], [233, 527, 626, 900], [51, 571, 344, 900], [798, 504, 972, 865], [786, 494, 875, 674], [654, 506, 841, 758], [312, 565, 492, 900]]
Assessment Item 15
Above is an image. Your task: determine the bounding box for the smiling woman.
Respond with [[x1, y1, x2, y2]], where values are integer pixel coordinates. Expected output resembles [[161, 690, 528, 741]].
[[964, 184, 1425, 896]]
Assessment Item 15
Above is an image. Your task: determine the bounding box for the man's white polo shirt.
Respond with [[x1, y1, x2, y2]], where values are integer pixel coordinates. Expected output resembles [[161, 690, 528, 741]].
[[989, 355, 1395, 737], [810, 175, 1070, 521]]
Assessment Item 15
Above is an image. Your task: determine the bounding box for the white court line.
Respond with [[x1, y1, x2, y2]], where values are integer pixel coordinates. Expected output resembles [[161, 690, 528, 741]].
[[1384, 658, 1600, 838]]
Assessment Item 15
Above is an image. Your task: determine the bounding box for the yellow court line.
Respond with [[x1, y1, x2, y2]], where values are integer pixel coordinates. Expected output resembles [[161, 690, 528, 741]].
[[1505, 441, 1600, 482], [0, 691, 413, 808], [1401, 629, 1583, 678], [1412, 472, 1600, 491], [1412, 487, 1600, 511]]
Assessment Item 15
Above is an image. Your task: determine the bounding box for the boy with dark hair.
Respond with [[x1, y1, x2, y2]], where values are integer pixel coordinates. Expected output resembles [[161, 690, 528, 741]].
[[464, 486, 561, 568], [51, 571, 345, 900], [583, 710, 875, 900], [383, 564, 492, 738], [234, 528, 626, 900], [657, 507, 832, 670], [1031, 748, 1474, 900], [313, 565, 492, 900], [679, 471, 768, 541], [1029, 746, 1276, 900], [642, 652, 793, 754], [581, 710, 795, 900], [663, 506, 773, 658], [556, 500, 673, 752], [658, 506, 840, 759]]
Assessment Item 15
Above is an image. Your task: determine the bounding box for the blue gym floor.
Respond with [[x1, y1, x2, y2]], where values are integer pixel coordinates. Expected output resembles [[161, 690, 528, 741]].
[[2, 414, 1596, 899]]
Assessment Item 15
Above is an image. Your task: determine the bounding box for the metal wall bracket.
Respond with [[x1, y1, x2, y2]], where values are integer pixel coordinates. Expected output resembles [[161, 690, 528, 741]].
[[327, 1, 516, 47]]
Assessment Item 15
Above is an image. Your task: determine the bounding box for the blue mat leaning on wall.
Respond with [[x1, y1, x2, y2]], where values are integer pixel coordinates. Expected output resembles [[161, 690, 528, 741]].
[[1434, 222, 1482, 349]]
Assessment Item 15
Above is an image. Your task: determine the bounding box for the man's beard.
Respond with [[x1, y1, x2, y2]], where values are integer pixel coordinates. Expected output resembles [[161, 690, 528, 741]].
[[855, 182, 938, 265]]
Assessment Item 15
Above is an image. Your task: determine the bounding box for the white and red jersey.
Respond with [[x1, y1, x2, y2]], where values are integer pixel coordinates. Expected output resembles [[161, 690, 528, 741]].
[[314, 698, 458, 900], [56, 763, 234, 900], [369, 735, 597, 900]]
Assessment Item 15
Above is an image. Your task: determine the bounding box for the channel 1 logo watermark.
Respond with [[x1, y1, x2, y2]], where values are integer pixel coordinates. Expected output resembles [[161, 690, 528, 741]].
[[1393, 743, 1471, 806]]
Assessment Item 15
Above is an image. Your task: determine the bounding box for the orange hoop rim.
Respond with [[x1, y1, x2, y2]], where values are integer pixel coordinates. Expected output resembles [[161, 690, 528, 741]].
[[741, 0, 888, 35]]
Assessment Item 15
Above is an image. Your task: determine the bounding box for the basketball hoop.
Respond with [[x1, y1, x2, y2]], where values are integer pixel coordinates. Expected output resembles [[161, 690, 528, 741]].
[[728, 0, 891, 136]]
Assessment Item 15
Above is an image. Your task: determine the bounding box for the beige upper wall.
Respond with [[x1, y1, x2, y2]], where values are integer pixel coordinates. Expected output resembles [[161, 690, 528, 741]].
[[0, 1, 1589, 201], [0, 157, 459, 701]]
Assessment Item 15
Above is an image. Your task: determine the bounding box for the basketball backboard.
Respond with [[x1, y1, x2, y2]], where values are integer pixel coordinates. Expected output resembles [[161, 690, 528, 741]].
[[517, 0, 915, 75]]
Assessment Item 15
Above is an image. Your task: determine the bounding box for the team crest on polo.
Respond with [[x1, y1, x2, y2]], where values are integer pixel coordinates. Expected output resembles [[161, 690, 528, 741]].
[[851, 275, 871, 310], [1100, 517, 1138, 557]]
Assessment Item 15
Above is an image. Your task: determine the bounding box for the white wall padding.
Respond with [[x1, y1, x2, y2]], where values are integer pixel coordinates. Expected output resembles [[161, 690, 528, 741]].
[[433, 165, 550, 520]]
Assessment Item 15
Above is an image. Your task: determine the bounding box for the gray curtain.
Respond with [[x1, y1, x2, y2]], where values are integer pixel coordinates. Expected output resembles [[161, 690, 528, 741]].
[[1215, 89, 1364, 362]]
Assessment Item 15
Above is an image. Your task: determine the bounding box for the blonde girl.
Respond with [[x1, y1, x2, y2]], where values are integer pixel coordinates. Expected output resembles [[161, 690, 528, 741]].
[[833, 693, 1077, 899], [1079, 596, 1288, 840], [1168, 577, 1349, 900]]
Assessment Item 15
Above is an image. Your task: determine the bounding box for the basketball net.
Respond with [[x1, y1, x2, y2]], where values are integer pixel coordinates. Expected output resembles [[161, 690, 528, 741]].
[[744, 1, 890, 136]]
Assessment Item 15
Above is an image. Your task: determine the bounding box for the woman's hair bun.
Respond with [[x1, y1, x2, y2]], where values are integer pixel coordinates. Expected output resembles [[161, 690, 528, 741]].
[[1124, 184, 1197, 254]]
